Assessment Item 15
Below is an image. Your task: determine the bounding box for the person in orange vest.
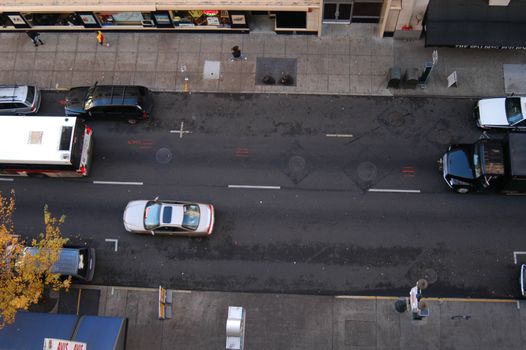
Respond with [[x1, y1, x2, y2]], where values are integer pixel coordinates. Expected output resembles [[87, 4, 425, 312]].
[[96, 31, 105, 46]]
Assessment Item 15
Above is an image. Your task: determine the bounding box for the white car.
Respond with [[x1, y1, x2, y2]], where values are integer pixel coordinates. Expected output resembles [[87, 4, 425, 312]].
[[475, 96, 526, 130], [123, 198, 214, 237]]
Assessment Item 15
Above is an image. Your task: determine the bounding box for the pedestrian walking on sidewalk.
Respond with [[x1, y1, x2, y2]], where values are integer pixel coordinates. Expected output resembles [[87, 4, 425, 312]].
[[230, 45, 247, 61], [26, 31, 44, 47], [96, 31, 109, 46]]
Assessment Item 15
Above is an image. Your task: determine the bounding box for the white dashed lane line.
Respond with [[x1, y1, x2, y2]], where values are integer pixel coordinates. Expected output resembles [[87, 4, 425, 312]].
[[326, 134, 354, 138], [0, 178, 14, 182], [93, 181, 143, 186], [368, 188, 421, 194], [228, 185, 281, 190]]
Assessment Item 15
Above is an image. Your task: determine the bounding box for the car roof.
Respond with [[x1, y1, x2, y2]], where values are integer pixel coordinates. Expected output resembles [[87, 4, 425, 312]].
[[508, 133, 526, 176], [0, 85, 29, 102], [90, 85, 147, 108], [24, 247, 83, 275], [160, 203, 185, 227]]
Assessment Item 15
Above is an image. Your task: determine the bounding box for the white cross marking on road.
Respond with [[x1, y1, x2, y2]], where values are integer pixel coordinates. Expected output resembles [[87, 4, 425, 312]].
[[170, 121, 192, 139], [105, 238, 119, 252]]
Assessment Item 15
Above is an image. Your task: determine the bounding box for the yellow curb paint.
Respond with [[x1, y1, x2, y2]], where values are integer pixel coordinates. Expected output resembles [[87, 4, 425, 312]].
[[335, 295, 398, 300], [72, 284, 193, 294], [426, 297, 516, 303], [334, 295, 517, 303]]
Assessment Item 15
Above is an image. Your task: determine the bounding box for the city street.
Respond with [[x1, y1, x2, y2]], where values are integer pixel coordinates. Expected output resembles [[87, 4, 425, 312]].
[[2, 91, 525, 298]]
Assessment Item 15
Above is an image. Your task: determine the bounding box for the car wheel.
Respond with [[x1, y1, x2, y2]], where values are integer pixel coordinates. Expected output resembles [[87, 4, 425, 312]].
[[455, 187, 470, 194], [127, 118, 137, 125]]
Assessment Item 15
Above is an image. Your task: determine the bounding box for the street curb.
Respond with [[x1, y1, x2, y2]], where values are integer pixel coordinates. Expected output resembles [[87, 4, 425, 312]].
[[41, 88, 484, 100], [73, 285, 519, 303]]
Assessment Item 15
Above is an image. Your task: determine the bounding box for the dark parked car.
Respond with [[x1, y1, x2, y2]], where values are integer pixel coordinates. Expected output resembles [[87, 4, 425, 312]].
[[65, 84, 153, 124]]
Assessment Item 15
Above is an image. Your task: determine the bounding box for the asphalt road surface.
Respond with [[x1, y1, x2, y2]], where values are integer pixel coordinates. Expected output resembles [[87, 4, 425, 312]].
[[1, 91, 525, 298]]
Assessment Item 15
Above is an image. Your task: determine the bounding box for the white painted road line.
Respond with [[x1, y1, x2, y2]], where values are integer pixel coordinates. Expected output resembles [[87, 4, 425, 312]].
[[368, 188, 421, 194], [105, 238, 119, 252], [326, 133, 354, 138], [93, 181, 143, 186], [513, 251, 526, 264], [170, 121, 192, 139], [0, 178, 14, 182], [228, 185, 281, 190]]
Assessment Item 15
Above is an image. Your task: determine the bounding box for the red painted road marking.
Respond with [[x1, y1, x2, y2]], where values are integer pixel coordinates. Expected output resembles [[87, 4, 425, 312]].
[[128, 139, 154, 149], [402, 166, 415, 177], [235, 148, 249, 157]]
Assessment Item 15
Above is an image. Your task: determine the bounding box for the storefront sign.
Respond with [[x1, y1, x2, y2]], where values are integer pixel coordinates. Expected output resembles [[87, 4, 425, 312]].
[[231, 15, 246, 25], [447, 71, 458, 88], [207, 17, 220, 25], [112, 12, 144, 23], [4, 13, 30, 28], [153, 12, 172, 27], [455, 44, 526, 50], [43, 338, 87, 350], [203, 10, 219, 16], [77, 12, 100, 28]]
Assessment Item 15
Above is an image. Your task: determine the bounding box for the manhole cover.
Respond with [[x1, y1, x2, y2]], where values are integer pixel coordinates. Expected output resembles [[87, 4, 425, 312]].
[[357, 161, 377, 181], [385, 111, 405, 127], [422, 268, 438, 284], [288, 155, 306, 172], [156, 148, 172, 164]]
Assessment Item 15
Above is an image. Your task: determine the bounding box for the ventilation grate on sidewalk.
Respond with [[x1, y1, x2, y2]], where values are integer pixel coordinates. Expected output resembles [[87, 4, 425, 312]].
[[255, 57, 297, 86]]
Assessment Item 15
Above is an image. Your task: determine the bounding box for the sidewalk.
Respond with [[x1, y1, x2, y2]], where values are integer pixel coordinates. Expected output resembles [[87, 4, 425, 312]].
[[72, 284, 526, 350], [1, 24, 525, 98]]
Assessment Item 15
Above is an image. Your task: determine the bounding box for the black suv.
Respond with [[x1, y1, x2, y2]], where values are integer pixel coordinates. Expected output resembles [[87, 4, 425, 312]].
[[65, 84, 153, 124]]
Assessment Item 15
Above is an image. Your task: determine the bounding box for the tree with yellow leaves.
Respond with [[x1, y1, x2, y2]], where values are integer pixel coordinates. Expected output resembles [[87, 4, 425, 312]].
[[0, 189, 70, 329]]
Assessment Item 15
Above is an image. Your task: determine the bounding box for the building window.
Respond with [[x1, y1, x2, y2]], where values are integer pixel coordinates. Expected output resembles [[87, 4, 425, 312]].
[[352, 2, 382, 22], [22, 12, 82, 26]]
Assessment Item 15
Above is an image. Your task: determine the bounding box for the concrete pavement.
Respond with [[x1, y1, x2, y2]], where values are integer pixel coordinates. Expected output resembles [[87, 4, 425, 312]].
[[0, 24, 525, 98], [68, 284, 526, 350]]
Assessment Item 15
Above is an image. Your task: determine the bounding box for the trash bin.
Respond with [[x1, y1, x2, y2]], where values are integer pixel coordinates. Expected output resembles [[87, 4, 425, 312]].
[[387, 67, 401, 89], [404, 68, 420, 89]]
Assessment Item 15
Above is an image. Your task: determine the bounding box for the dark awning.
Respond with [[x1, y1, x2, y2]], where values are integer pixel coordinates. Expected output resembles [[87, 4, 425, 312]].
[[425, 0, 526, 49]]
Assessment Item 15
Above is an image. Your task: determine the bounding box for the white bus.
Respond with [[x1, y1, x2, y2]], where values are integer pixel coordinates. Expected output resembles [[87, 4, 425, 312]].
[[0, 116, 93, 177]]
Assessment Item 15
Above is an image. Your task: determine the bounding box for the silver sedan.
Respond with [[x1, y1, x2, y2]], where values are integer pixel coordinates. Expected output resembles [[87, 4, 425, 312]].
[[123, 198, 215, 237]]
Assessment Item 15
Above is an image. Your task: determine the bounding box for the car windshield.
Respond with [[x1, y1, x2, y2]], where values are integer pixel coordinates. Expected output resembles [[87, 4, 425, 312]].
[[473, 150, 481, 178], [505, 97, 524, 125], [84, 85, 97, 109], [182, 204, 200, 230], [25, 86, 35, 105], [144, 201, 162, 230]]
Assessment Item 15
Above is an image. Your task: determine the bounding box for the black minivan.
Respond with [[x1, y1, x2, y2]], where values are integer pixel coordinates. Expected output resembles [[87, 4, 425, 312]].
[[65, 84, 153, 124]]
